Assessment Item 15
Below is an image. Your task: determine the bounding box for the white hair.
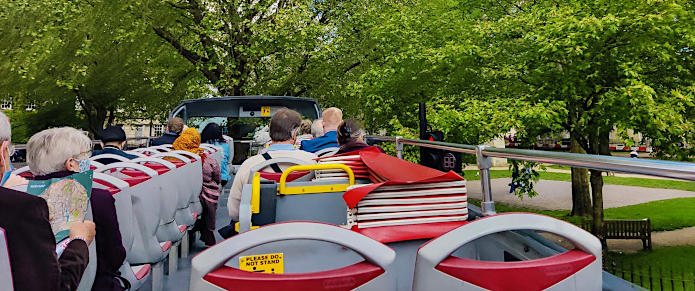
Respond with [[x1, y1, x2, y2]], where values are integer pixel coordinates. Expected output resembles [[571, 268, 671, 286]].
[[0, 111, 10, 143], [27, 127, 92, 175], [311, 119, 323, 137]]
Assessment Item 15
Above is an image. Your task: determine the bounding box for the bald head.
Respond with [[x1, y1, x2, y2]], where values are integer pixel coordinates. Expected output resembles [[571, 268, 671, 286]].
[[322, 107, 343, 132]]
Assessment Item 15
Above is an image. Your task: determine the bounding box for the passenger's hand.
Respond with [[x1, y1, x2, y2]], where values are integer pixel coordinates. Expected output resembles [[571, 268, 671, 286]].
[[69, 221, 96, 245]]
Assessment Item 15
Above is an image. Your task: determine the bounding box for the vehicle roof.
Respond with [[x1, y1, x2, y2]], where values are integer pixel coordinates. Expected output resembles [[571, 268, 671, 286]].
[[170, 95, 321, 120]]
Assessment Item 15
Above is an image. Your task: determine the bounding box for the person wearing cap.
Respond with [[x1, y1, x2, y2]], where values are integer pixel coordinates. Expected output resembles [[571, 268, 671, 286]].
[[92, 126, 137, 165]]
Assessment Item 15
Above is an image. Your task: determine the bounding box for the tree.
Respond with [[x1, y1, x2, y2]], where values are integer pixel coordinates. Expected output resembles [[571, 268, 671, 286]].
[[477, 0, 695, 234], [0, 0, 205, 135]]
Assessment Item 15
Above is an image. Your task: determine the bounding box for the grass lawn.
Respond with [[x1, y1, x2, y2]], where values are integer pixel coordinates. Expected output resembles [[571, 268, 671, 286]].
[[469, 197, 695, 231], [463, 169, 695, 192], [606, 246, 695, 289]]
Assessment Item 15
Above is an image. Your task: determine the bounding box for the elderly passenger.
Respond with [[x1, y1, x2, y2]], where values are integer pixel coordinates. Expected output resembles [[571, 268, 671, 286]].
[[150, 117, 184, 146], [336, 119, 384, 155], [174, 128, 221, 246], [27, 127, 127, 291], [0, 114, 96, 291], [0, 111, 26, 188], [294, 119, 313, 147], [311, 119, 323, 138], [92, 125, 137, 164], [300, 107, 342, 152], [228, 108, 317, 220]]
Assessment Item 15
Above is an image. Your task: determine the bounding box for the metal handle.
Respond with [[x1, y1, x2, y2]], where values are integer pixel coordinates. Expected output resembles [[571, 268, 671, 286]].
[[95, 162, 159, 177], [247, 157, 314, 184], [150, 152, 191, 164], [168, 150, 202, 162], [278, 164, 355, 195], [93, 172, 129, 189], [130, 157, 176, 170], [90, 154, 131, 163]]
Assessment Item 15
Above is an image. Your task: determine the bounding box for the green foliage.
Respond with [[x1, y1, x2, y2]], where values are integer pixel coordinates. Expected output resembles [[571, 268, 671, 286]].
[[508, 161, 544, 199]]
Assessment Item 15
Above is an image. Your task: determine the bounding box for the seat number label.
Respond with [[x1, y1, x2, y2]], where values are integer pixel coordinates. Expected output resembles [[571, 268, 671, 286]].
[[261, 106, 271, 116], [239, 253, 284, 274]]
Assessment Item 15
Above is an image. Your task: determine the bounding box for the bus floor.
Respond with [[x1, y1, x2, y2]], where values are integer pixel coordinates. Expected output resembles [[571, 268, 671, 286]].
[[139, 184, 232, 291]]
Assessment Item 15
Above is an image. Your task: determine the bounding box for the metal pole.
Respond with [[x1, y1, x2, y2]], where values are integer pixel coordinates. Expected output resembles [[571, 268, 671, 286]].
[[476, 145, 496, 216], [395, 136, 403, 159]]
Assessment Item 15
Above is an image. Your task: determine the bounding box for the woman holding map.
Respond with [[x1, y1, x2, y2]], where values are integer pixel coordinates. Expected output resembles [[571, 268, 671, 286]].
[[26, 127, 128, 291], [173, 128, 222, 247]]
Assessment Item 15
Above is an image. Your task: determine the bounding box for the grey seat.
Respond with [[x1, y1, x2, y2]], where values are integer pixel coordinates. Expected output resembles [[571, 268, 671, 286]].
[[189, 222, 397, 291], [0, 227, 13, 291], [412, 213, 603, 291]]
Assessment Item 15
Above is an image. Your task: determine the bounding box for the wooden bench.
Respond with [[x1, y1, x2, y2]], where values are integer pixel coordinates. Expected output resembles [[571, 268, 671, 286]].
[[582, 218, 652, 250]]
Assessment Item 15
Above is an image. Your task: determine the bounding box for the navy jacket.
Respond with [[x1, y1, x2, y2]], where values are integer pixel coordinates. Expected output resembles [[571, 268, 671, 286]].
[[149, 133, 179, 146], [0, 186, 89, 291], [300, 131, 339, 153], [35, 171, 127, 291], [92, 146, 137, 165]]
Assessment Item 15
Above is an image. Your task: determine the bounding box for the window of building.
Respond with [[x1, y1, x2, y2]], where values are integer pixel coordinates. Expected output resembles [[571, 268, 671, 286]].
[[154, 124, 165, 136], [25, 102, 37, 111], [135, 125, 145, 137], [1, 100, 12, 110]]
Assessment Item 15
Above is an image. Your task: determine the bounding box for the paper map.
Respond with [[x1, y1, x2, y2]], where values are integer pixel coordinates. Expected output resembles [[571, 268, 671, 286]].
[[27, 171, 93, 243]]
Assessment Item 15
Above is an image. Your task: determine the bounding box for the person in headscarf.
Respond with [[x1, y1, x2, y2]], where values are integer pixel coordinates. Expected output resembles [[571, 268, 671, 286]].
[[173, 128, 221, 246], [200, 123, 231, 186]]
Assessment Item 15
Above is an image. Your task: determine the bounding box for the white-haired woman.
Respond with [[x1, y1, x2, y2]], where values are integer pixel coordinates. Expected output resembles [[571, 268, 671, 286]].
[[27, 127, 127, 291]]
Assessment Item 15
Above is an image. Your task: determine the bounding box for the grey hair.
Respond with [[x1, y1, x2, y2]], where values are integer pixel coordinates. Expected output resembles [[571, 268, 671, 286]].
[[27, 127, 92, 175], [0, 111, 10, 143], [311, 119, 323, 137]]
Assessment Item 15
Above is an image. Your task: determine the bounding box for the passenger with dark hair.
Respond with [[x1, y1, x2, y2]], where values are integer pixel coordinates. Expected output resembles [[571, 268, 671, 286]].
[[92, 126, 137, 164], [336, 119, 384, 155], [227, 108, 316, 221], [201, 123, 231, 186], [150, 117, 184, 146]]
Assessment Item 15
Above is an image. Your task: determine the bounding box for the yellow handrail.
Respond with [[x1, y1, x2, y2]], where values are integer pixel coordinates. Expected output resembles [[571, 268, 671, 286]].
[[278, 164, 355, 195]]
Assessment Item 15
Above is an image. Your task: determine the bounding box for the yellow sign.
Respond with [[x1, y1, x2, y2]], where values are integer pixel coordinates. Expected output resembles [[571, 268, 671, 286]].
[[239, 253, 284, 274], [261, 106, 271, 116]]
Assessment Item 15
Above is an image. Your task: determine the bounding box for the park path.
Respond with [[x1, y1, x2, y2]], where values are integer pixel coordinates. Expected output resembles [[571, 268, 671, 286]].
[[465, 178, 695, 253], [466, 178, 695, 210]]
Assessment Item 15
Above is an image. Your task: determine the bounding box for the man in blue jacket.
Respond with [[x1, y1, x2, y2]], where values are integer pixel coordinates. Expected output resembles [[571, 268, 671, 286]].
[[92, 126, 137, 164], [300, 107, 342, 153]]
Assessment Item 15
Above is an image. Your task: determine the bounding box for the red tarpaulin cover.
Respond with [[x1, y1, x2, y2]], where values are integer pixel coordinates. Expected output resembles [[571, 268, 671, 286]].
[[341, 150, 467, 243]]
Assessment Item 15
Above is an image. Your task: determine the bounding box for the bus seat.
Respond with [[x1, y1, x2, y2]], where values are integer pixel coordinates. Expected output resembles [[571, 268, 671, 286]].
[[0, 227, 13, 291], [11, 165, 32, 179], [201, 144, 223, 163], [190, 222, 397, 291], [93, 174, 135, 256], [149, 145, 172, 152], [90, 154, 132, 164], [248, 157, 315, 183], [95, 164, 170, 265], [315, 147, 340, 157], [124, 150, 148, 158], [75, 204, 97, 291], [133, 157, 196, 228], [237, 164, 354, 233], [151, 152, 204, 219], [412, 213, 602, 291]]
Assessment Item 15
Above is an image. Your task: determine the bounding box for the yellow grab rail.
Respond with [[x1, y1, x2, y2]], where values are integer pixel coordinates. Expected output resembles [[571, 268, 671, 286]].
[[251, 172, 261, 214], [278, 164, 355, 195]]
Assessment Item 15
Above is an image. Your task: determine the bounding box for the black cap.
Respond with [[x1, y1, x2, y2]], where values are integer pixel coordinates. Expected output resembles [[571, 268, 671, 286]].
[[99, 126, 127, 143]]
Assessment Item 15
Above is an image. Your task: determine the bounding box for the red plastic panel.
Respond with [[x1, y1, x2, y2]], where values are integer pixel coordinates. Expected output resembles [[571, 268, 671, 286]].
[[18, 172, 33, 179], [93, 179, 122, 195], [170, 160, 186, 168], [354, 221, 468, 244], [179, 225, 187, 233], [259, 171, 310, 182], [435, 250, 595, 291], [134, 264, 151, 280], [143, 163, 172, 174], [203, 262, 384, 291], [121, 176, 151, 186], [161, 241, 172, 252]]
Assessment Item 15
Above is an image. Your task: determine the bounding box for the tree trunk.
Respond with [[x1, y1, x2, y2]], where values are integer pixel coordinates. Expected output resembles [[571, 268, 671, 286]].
[[588, 129, 611, 240], [570, 137, 592, 217], [77, 93, 109, 137]]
